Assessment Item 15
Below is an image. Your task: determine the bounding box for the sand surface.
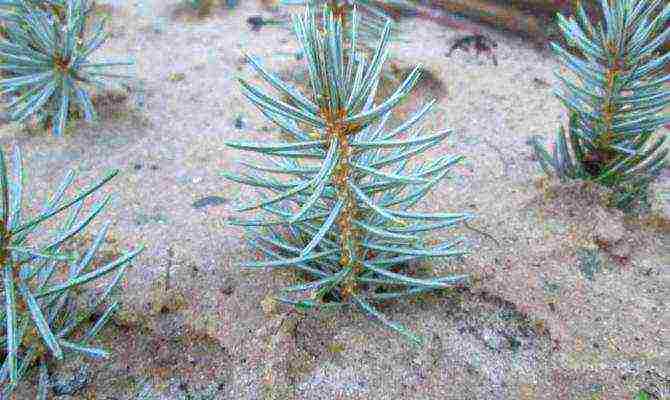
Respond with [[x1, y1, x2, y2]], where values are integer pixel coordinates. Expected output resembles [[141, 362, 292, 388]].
[[2, 0, 669, 398]]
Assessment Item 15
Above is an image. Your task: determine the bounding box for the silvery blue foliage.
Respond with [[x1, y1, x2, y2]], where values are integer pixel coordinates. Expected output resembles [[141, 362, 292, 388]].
[[224, 3, 473, 345], [530, 0, 670, 210], [0, 146, 144, 397], [0, 0, 133, 136], [281, 0, 414, 54]]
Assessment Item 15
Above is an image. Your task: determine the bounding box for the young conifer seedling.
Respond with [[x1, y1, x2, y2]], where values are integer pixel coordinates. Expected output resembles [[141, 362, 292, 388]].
[[0, 0, 133, 136], [0, 146, 144, 397], [530, 0, 670, 211], [224, 3, 473, 345]]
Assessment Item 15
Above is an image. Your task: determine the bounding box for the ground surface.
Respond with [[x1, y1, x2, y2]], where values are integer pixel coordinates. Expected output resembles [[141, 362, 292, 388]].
[[1, 0, 669, 399]]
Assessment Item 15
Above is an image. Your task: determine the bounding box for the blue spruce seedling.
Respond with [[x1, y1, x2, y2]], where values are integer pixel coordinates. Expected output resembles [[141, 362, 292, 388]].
[[224, 4, 473, 345], [0, 0, 133, 136], [530, 0, 670, 211], [0, 146, 144, 397]]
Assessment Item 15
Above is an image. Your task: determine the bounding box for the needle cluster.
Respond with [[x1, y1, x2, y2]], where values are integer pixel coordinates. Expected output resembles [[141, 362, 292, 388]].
[[0, 0, 133, 136], [0, 146, 144, 397], [530, 0, 670, 211], [225, 3, 472, 345]]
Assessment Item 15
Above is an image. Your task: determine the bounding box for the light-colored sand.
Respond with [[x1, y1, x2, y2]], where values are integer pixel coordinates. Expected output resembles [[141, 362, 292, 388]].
[[2, 0, 669, 398]]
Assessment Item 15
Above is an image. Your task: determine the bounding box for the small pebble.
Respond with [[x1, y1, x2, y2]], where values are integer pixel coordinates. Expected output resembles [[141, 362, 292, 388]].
[[247, 16, 264, 31], [532, 77, 549, 88], [234, 116, 245, 129], [220, 278, 236, 295], [168, 72, 186, 82], [192, 195, 227, 209]]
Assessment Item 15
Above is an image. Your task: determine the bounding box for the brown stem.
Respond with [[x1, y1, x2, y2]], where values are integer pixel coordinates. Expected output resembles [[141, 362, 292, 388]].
[[328, 121, 360, 302], [594, 39, 627, 167]]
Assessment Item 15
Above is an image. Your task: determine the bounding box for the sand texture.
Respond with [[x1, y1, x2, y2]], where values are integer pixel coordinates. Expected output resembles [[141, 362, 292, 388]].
[[1, 0, 669, 399]]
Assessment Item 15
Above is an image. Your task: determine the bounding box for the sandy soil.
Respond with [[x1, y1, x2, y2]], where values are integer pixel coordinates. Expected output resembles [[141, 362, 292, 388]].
[[1, 0, 669, 399]]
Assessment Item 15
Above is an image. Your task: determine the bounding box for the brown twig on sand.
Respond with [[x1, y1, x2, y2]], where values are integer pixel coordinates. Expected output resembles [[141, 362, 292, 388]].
[[446, 33, 498, 65], [463, 221, 500, 247]]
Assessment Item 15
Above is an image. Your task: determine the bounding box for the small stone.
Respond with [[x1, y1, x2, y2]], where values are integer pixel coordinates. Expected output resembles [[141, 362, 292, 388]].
[[192, 195, 227, 209], [219, 278, 236, 295], [532, 77, 549, 88], [247, 15, 265, 32], [167, 72, 186, 82], [234, 115, 244, 129]]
